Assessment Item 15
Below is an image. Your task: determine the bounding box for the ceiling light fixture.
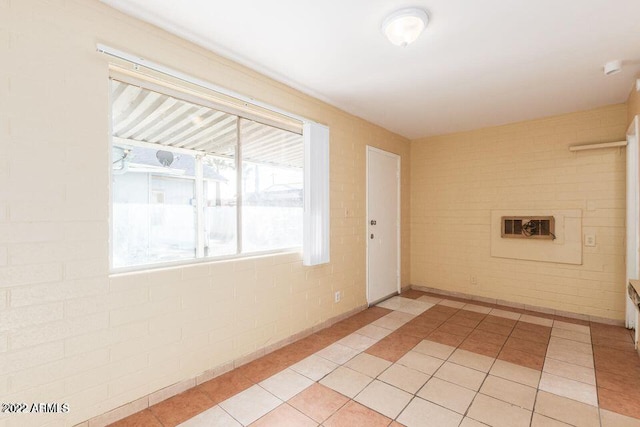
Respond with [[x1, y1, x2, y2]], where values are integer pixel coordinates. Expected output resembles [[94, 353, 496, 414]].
[[382, 8, 429, 47], [603, 60, 622, 76]]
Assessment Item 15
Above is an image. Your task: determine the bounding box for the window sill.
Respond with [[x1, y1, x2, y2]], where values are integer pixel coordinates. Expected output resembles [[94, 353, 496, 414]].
[[109, 247, 303, 277]]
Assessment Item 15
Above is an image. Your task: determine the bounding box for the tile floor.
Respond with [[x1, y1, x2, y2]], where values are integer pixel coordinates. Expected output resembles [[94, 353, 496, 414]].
[[110, 290, 640, 427]]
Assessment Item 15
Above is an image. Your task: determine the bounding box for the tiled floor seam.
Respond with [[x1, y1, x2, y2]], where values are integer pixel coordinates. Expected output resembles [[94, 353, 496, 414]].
[[590, 323, 604, 424], [455, 352, 527, 423]]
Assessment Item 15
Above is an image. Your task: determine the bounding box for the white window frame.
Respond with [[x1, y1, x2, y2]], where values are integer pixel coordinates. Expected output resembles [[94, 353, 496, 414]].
[[102, 45, 330, 273], [109, 112, 304, 273]]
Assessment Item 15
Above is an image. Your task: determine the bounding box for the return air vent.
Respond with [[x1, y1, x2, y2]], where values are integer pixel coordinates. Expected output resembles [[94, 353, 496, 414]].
[[501, 216, 555, 240]]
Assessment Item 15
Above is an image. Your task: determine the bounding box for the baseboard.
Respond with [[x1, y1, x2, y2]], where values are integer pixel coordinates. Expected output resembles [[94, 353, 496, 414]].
[[410, 284, 625, 327]]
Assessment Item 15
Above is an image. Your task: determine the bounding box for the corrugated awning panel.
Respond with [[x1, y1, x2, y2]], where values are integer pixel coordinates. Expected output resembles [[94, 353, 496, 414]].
[[111, 79, 302, 168]]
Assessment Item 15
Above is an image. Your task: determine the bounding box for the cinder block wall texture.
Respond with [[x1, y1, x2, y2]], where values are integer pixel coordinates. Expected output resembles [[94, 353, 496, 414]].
[[0, 1, 410, 425], [410, 104, 628, 321]]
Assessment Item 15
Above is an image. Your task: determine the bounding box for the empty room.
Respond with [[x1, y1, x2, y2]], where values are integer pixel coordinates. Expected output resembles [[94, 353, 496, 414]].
[[3, 0, 640, 426]]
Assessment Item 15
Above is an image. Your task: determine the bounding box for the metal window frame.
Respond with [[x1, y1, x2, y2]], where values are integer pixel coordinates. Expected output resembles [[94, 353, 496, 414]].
[[109, 96, 304, 273]]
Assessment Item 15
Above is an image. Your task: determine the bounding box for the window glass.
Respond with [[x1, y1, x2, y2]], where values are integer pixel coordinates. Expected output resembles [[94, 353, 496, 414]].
[[240, 119, 304, 252], [112, 145, 196, 268], [110, 79, 303, 270], [203, 154, 237, 257]]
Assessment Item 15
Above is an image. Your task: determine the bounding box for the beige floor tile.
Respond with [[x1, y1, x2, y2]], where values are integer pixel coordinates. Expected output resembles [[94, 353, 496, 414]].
[[417, 377, 476, 414], [344, 353, 392, 378], [354, 379, 413, 419], [489, 309, 521, 320], [467, 394, 532, 427], [250, 403, 317, 427], [385, 310, 418, 323], [530, 413, 572, 427], [439, 299, 466, 309], [542, 358, 595, 385], [538, 372, 598, 407], [337, 333, 378, 351], [548, 337, 592, 355], [434, 361, 486, 391], [534, 390, 600, 427], [489, 360, 540, 388], [319, 366, 372, 398], [552, 321, 590, 335], [550, 328, 591, 344], [460, 417, 490, 427], [397, 350, 444, 375], [462, 304, 493, 314], [259, 369, 314, 401], [479, 375, 536, 410], [371, 316, 406, 331], [177, 406, 241, 427], [377, 297, 429, 315], [290, 354, 338, 382], [315, 343, 359, 365], [545, 347, 593, 369], [520, 314, 554, 327], [397, 397, 463, 427], [545, 337, 594, 369], [449, 349, 495, 372], [376, 296, 409, 311], [219, 385, 282, 426], [398, 299, 432, 315], [356, 324, 393, 340], [413, 339, 456, 360], [378, 363, 430, 394], [417, 295, 443, 305], [600, 409, 640, 427]]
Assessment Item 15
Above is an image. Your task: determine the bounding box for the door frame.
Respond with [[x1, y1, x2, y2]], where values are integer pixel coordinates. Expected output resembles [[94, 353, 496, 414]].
[[626, 115, 639, 330], [366, 145, 401, 306]]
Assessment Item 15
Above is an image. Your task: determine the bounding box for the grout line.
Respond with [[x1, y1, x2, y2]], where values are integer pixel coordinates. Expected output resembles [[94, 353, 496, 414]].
[[590, 322, 604, 427], [149, 410, 163, 427], [218, 403, 244, 427], [530, 389, 539, 427]]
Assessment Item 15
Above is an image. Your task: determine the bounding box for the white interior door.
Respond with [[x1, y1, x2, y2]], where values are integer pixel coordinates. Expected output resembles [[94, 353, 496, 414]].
[[367, 146, 400, 305]]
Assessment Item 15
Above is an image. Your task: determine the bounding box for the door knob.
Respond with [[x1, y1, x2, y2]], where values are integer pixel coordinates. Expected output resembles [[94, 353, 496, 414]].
[[370, 234, 374, 239], [370, 220, 377, 225]]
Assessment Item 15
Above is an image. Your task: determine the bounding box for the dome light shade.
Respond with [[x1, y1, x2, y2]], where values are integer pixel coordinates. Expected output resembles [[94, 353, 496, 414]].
[[382, 8, 429, 47]]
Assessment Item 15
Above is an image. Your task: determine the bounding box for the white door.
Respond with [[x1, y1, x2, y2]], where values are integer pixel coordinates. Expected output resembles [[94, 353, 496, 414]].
[[367, 146, 401, 305]]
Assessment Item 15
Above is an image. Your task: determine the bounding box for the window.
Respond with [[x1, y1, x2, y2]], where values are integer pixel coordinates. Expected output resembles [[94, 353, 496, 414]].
[[110, 78, 303, 269]]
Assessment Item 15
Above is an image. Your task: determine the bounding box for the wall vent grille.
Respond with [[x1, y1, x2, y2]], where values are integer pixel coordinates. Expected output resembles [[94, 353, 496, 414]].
[[501, 216, 555, 240]]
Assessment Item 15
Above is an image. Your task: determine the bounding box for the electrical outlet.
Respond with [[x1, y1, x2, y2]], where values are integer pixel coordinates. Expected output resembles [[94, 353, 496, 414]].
[[334, 291, 341, 303], [585, 234, 596, 247], [470, 276, 478, 286]]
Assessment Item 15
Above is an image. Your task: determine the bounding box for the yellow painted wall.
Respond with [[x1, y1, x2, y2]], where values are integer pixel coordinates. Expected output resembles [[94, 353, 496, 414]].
[[410, 104, 628, 321], [0, 1, 410, 425]]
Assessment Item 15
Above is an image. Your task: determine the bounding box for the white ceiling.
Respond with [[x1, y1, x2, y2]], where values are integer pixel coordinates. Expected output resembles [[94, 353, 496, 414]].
[[101, 0, 640, 139]]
